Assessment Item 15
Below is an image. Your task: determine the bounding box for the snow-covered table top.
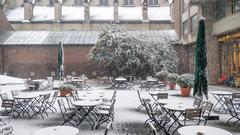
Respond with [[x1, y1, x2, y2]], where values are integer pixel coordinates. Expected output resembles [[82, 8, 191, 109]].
[[73, 100, 101, 107], [164, 103, 195, 112], [32, 126, 79, 135], [211, 91, 233, 95], [178, 125, 232, 135]]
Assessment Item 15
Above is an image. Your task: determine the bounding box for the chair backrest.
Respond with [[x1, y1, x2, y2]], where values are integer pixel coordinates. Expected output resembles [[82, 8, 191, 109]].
[[201, 101, 213, 116], [57, 99, 67, 115], [1, 99, 14, 109], [11, 91, 19, 99], [41, 94, 51, 106], [224, 97, 236, 115], [157, 93, 168, 100], [0, 93, 9, 100], [49, 91, 59, 106], [71, 90, 79, 101], [193, 97, 202, 108], [142, 99, 152, 119], [137, 90, 143, 104], [65, 94, 74, 109], [185, 108, 201, 119], [47, 76, 54, 89], [104, 121, 113, 135], [232, 93, 240, 100], [147, 122, 158, 135]]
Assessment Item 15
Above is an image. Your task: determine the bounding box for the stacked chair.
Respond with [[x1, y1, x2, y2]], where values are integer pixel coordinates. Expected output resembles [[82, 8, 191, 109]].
[[95, 90, 117, 129], [224, 97, 240, 126], [142, 99, 170, 135]]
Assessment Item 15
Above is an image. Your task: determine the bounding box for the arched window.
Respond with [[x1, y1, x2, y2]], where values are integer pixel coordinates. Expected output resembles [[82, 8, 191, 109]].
[[124, 0, 133, 6], [100, 0, 108, 6]]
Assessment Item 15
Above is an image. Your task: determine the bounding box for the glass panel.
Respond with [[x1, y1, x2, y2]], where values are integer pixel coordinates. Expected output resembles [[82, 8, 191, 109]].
[[100, 0, 108, 6], [183, 20, 188, 35], [75, 0, 83, 6], [190, 14, 198, 33], [233, 0, 240, 12], [216, 0, 226, 20], [182, 0, 188, 12]]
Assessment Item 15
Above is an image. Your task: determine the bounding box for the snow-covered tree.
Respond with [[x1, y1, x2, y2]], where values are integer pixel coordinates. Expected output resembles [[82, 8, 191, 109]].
[[89, 25, 179, 78]]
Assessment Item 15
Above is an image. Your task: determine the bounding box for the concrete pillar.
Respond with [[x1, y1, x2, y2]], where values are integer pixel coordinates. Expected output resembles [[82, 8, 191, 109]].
[[142, 0, 148, 22], [84, 0, 90, 22], [113, 0, 119, 22], [54, 0, 62, 21], [24, 0, 33, 21]]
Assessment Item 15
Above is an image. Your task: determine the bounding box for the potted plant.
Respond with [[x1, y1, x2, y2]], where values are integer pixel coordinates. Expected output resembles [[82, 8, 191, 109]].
[[176, 73, 194, 97], [59, 84, 74, 97], [156, 70, 169, 85], [166, 73, 178, 90]]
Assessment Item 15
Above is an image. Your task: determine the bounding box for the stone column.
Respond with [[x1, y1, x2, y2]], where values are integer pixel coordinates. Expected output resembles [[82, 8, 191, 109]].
[[54, 0, 62, 21], [24, 0, 33, 21], [142, 0, 148, 22], [84, 0, 90, 22], [113, 0, 119, 22]]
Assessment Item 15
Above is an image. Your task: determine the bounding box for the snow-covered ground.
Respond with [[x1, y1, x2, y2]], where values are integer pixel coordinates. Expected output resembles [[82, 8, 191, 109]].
[[0, 75, 240, 135]]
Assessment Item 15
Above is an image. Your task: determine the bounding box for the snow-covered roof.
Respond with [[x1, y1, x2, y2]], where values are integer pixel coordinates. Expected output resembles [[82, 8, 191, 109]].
[[0, 30, 179, 45], [5, 6, 171, 22]]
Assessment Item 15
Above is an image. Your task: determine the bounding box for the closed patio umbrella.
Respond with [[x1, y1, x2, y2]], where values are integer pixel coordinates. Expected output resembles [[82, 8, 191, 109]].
[[193, 18, 208, 99], [57, 42, 64, 80]]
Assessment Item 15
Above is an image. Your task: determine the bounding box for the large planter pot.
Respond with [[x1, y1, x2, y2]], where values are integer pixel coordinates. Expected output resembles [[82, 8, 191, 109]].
[[168, 83, 176, 90], [59, 89, 72, 97], [180, 87, 191, 97]]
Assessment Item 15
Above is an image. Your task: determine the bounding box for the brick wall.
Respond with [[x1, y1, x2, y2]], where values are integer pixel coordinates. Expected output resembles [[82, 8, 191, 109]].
[[0, 45, 99, 79]]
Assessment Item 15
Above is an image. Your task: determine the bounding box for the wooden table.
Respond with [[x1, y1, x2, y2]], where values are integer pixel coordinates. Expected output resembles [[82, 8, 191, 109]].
[[178, 125, 232, 135], [33, 126, 79, 135]]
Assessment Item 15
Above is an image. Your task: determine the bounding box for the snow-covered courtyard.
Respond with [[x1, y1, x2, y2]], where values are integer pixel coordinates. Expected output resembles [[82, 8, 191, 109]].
[[1, 75, 240, 135]]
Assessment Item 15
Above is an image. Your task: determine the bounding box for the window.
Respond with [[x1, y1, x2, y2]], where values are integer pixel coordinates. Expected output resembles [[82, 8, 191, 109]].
[[49, 0, 53, 6], [216, 0, 226, 20], [190, 14, 198, 33], [182, 0, 188, 12], [149, 0, 158, 6], [183, 20, 189, 35], [233, 0, 240, 12], [75, 0, 83, 6], [100, 0, 108, 6], [124, 0, 133, 6]]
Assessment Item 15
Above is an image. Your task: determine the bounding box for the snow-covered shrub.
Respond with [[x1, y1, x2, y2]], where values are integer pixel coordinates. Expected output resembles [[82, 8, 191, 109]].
[[89, 25, 179, 78], [166, 73, 179, 83], [176, 73, 195, 88]]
